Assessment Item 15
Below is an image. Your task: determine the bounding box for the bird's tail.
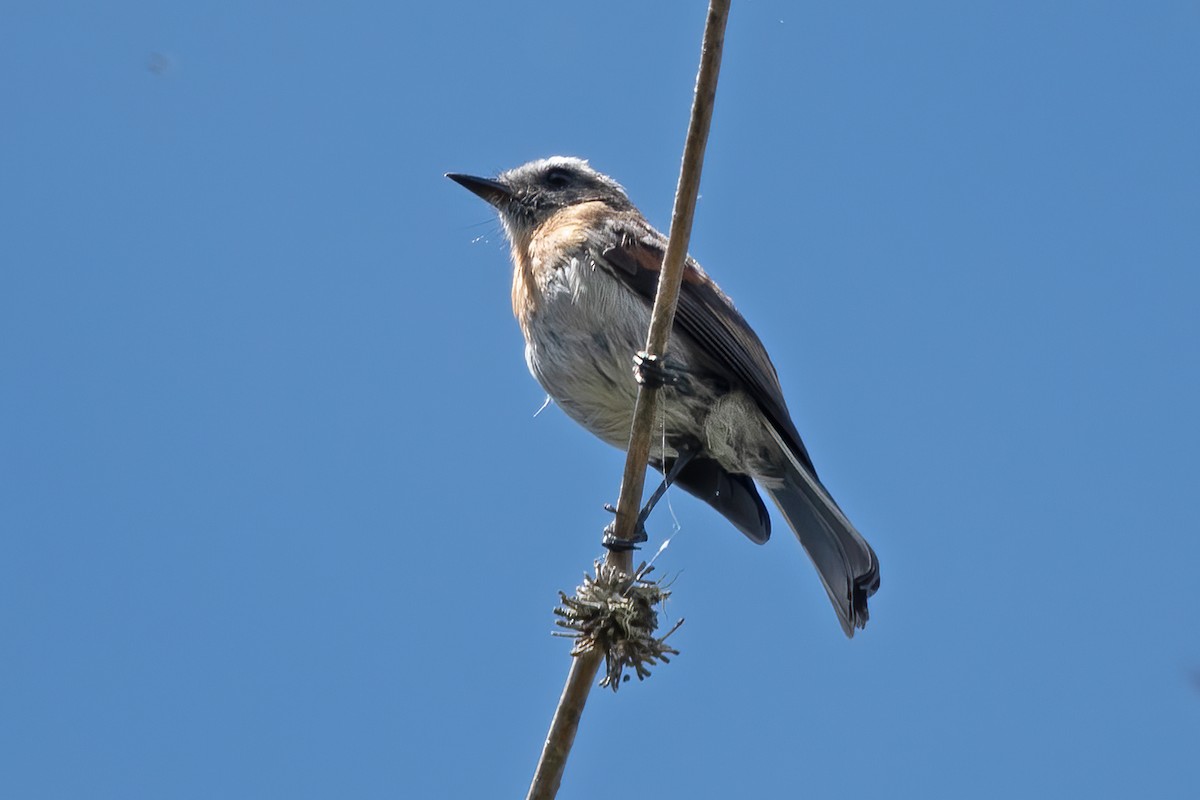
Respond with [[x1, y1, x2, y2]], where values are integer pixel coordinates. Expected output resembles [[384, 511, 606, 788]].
[[763, 433, 879, 637]]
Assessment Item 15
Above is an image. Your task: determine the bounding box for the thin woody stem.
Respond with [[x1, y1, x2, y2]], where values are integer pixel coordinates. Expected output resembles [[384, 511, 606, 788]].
[[525, 3, 730, 799], [525, 650, 602, 800], [608, 0, 729, 572]]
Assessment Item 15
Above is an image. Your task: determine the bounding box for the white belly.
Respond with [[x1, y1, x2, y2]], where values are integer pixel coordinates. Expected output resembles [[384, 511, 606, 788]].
[[520, 255, 776, 475], [523, 255, 652, 449]]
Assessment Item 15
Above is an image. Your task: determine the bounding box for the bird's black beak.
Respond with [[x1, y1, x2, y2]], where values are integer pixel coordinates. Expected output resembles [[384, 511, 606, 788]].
[[446, 172, 513, 208]]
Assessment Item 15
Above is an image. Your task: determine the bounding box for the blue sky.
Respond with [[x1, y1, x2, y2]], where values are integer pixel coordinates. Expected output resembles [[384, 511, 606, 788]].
[[3, 2, 1198, 797]]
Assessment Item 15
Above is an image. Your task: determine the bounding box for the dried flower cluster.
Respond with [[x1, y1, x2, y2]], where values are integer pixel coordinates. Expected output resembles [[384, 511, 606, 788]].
[[554, 561, 684, 691]]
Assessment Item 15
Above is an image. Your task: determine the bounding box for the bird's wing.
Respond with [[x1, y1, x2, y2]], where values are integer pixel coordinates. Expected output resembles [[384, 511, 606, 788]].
[[590, 214, 818, 477]]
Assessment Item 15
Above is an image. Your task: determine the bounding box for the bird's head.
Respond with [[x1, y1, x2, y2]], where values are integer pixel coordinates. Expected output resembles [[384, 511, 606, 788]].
[[447, 156, 633, 240]]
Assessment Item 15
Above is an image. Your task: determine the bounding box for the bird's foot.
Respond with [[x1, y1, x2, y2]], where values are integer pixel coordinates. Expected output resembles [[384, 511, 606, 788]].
[[632, 351, 682, 389], [601, 503, 648, 552]]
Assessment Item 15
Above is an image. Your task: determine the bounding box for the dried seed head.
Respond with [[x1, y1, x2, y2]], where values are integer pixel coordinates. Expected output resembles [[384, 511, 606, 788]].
[[553, 561, 683, 691]]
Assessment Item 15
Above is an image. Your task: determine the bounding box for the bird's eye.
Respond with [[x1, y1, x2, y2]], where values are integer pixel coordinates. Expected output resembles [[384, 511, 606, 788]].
[[545, 167, 572, 188]]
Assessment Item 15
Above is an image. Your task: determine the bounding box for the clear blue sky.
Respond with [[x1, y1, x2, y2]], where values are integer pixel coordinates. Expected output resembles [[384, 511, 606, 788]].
[[3, 2, 1198, 797]]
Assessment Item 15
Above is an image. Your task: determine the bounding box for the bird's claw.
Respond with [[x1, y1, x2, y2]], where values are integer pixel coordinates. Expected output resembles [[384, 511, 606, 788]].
[[632, 351, 680, 389], [601, 503, 648, 552]]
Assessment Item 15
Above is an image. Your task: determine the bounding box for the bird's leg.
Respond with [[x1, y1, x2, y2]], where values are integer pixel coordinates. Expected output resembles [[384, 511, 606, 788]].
[[632, 351, 685, 389], [602, 445, 698, 552]]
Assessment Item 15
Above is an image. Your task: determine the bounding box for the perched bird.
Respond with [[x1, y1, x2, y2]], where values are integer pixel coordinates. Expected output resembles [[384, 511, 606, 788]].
[[447, 157, 879, 636]]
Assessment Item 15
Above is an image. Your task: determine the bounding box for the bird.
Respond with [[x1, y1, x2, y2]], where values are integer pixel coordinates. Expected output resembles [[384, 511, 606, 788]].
[[447, 156, 879, 637]]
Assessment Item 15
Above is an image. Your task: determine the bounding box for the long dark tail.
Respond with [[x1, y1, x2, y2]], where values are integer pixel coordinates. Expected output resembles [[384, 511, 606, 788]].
[[763, 437, 879, 637]]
